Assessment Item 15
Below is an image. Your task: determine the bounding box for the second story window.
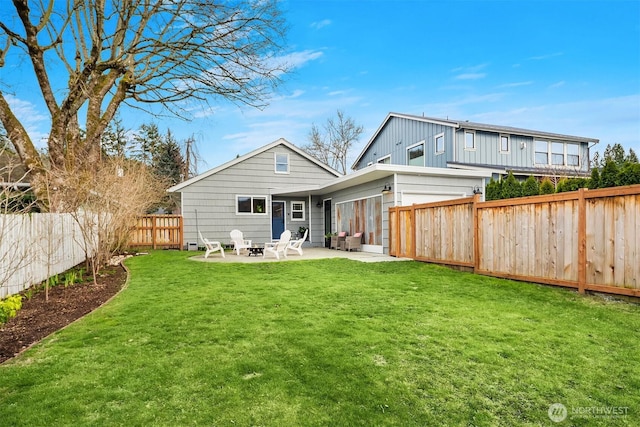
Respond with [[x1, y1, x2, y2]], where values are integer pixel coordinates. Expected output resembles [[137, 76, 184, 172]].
[[275, 153, 289, 174], [551, 142, 564, 165], [377, 155, 391, 164], [500, 135, 510, 153], [535, 140, 549, 164], [407, 142, 425, 166], [435, 133, 445, 154], [465, 131, 475, 150], [567, 144, 580, 166]]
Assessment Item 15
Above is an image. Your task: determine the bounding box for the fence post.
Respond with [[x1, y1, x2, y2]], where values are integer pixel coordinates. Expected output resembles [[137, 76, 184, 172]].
[[577, 188, 587, 294], [473, 193, 481, 272], [410, 204, 417, 258], [152, 215, 157, 250]]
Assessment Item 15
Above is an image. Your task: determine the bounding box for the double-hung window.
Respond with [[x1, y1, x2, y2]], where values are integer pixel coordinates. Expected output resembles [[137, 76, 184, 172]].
[[291, 201, 305, 221], [407, 142, 425, 166], [237, 196, 267, 215], [551, 142, 565, 165], [275, 153, 289, 174], [567, 144, 580, 166], [535, 140, 549, 165]]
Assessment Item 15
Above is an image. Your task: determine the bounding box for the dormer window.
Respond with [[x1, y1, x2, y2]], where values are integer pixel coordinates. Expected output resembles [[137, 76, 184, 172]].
[[275, 153, 289, 174]]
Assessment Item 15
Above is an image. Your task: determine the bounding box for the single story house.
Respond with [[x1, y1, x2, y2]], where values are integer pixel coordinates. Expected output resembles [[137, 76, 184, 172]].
[[168, 138, 490, 254]]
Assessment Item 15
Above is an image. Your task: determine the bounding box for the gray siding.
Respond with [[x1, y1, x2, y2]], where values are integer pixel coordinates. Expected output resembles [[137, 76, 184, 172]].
[[357, 117, 455, 169], [181, 145, 337, 247], [358, 116, 591, 174]]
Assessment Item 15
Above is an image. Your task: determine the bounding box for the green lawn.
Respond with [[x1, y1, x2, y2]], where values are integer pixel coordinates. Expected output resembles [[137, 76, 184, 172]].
[[1, 251, 639, 426]]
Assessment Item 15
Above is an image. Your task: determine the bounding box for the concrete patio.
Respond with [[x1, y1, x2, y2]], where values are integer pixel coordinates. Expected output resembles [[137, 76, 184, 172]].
[[190, 247, 410, 263]]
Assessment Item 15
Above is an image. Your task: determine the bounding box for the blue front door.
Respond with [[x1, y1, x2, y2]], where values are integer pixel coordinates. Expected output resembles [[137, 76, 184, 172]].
[[272, 201, 285, 239]]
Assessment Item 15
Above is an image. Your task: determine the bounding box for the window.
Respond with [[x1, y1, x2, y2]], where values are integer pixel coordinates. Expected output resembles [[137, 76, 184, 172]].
[[465, 131, 475, 150], [236, 196, 267, 215], [435, 133, 445, 154], [567, 144, 580, 166], [535, 140, 582, 167], [551, 142, 565, 165], [377, 155, 391, 164], [500, 135, 510, 153], [535, 140, 549, 164], [275, 153, 289, 174], [291, 201, 305, 221], [407, 142, 425, 166]]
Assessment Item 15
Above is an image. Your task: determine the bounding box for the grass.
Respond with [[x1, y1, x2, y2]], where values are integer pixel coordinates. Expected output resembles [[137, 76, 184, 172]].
[[1, 250, 639, 426]]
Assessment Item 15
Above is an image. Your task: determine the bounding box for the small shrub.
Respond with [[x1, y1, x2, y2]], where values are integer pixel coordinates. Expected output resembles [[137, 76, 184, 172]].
[[521, 176, 540, 197], [556, 177, 588, 193], [0, 294, 23, 325], [500, 172, 522, 199], [64, 271, 77, 288], [540, 178, 555, 195], [485, 178, 502, 201]]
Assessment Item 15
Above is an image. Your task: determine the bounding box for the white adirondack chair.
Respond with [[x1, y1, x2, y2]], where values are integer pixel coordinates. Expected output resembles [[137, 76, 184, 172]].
[[287, 228, 308, 256], [263, 230, 291, 260], [229, 229, 252, 255], [199, 231, 225, 258]]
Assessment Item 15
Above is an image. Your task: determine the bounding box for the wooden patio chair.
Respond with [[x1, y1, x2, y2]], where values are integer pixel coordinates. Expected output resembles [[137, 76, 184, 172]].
[[263, 230, 291, 260], [229, 229, 252, 255], [199, 231, 225, 258]]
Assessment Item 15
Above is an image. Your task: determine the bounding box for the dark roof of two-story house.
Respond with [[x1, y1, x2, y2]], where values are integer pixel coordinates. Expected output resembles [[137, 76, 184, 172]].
[[353, 112, 599, 178]]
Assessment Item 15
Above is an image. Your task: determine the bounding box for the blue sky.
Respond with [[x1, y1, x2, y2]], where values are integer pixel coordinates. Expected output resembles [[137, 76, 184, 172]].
[[5, 0, 640, 172]]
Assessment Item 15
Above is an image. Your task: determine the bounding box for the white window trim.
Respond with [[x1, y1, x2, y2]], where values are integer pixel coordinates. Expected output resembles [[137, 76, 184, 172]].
[[377, 154, 391, 164], [291, 201, 306, 221], [534, 140, 581, 167], [236, 195, 268, 215], [464, 131, 476, 151], [274, 152, 290, 174], [434, 133, 445, 155], [407, 140, 425, 166], [500, 134, 510, 154]]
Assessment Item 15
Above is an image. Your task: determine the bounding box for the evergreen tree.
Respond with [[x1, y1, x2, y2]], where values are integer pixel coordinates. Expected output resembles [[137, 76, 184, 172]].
[[500, 172, 522, 199], [600, 159, 619, 188], [521, 176, 540, 197], [627, 148, 638, 164], [133, 123, 163, 166], [619, 162, 640, 186], [602, 143, 627, 167], [588, 168, 601, 189], [101, 115, 130, 158], [540, 178, 555, 195], [154, 130, 185, 186], [485, 177, 502, 200]]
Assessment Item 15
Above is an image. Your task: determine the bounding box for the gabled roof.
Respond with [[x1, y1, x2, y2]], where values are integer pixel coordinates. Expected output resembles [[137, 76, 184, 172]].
[[168, 138, 341, 192], [353, 112, 600, 169]]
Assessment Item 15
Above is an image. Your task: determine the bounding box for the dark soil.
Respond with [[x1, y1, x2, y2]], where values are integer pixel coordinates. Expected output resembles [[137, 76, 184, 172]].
[[0, 265, 127, 364]]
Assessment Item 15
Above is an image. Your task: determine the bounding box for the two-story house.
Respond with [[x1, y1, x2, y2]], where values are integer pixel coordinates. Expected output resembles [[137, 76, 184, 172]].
[[353, 112, 599, 181]]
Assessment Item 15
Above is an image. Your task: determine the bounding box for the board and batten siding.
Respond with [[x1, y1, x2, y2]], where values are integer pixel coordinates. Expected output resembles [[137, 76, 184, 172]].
[[180, 144, 338, 246], [357, 116, 455, 169]]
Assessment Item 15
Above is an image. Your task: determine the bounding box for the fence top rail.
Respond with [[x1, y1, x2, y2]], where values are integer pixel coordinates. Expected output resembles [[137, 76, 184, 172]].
[[389, 196, 476, 212], [478, 184, 640, 209]]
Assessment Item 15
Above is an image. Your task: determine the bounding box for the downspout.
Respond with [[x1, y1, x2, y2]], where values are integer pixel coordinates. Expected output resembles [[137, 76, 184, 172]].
[[308, 193, 312, 244], [393, 173, 398, 207]]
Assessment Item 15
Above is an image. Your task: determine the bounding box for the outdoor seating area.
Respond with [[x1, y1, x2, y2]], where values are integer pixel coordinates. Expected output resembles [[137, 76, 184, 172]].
[[330, 231, 363, 251]]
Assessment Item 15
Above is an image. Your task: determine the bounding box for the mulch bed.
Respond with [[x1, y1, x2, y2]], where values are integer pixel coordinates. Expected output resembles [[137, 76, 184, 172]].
[[0, 265, 127, 364]]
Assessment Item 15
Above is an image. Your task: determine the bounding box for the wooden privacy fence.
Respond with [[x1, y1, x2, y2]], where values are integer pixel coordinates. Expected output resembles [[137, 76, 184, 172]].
[[389, 185, 640, 298], [129, 215, 183, 249]]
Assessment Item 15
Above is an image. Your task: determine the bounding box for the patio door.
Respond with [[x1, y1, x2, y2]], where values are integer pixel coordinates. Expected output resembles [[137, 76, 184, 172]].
[[271, 201, 285, 239]]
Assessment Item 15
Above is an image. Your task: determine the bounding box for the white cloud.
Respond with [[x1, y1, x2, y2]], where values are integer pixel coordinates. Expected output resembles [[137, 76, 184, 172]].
[[455, 73, 486, 80], [310, 19, 332, 30], [528, 52, 563, 61], [498, 81, 534, 88], [5, 95, 50, 148], [278, 49, 324, 69], [549, 81, 565, 88]]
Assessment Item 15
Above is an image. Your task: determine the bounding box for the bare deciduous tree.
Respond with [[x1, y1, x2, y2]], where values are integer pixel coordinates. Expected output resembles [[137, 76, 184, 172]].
[[0, 0, 288, 209], [303, 110, 364, 174]]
